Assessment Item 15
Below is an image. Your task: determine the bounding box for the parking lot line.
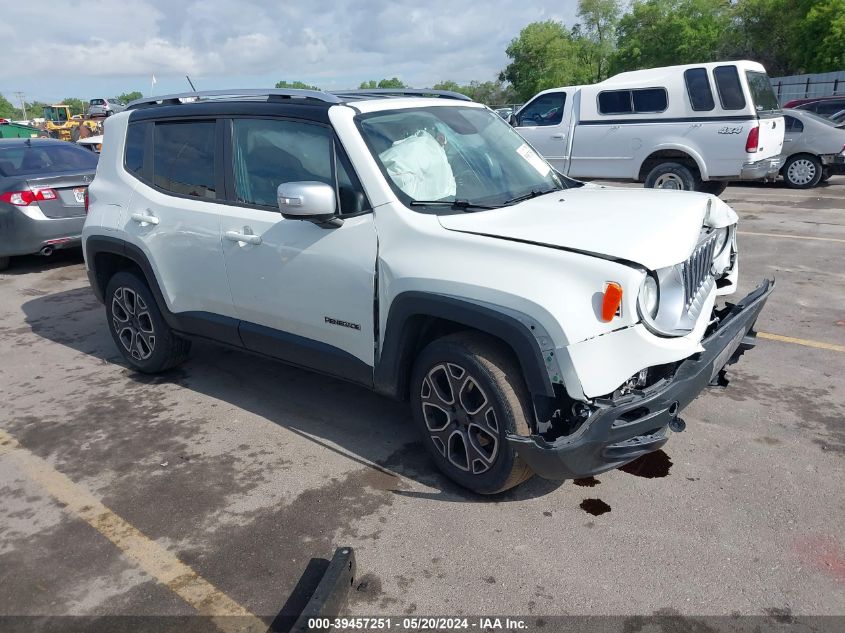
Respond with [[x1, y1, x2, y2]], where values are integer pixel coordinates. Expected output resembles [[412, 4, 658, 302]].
[[757, 332, 845, 353], [0, 429, 267, 633], [739, 231, 845, 244]]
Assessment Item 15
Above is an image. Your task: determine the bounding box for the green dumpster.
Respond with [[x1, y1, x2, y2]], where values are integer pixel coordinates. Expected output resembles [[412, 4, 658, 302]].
[[0, 122, 42, 139]]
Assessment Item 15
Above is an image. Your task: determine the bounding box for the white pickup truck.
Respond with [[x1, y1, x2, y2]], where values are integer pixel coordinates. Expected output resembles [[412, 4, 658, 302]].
[[514, 60, 785, 195]]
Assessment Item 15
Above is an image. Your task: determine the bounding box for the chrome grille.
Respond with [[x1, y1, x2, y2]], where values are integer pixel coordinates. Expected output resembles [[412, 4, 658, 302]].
[[682, 232, 718, 309]]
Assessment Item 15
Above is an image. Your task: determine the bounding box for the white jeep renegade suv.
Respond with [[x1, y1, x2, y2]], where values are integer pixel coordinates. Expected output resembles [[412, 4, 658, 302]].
[[82, 88, 773, 494]]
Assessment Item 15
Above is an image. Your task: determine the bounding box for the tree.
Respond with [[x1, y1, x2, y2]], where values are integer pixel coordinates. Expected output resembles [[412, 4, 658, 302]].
[[573, 0, 622, 82], [0, 94, 17, 119], [610, 0, 733, 74], [358, 78, 407, 89], [61, 97, 86, 116], [274, 80, 320, 90], [789, 0, 845, 73], [500, 21, 594, 101], [118, 91, 143, 103], [432, 80, 518, 105]]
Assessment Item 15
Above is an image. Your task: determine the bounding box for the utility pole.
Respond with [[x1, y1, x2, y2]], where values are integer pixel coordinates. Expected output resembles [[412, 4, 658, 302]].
[[14, 92, 27, 120]]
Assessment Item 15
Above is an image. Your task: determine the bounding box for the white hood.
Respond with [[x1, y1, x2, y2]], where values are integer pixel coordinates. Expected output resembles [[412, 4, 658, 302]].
[[437, 187, 738, 270]]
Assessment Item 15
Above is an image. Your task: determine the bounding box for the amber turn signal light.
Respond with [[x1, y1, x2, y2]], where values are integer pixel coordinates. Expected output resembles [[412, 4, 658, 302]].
[[601, 282, 623, 322]]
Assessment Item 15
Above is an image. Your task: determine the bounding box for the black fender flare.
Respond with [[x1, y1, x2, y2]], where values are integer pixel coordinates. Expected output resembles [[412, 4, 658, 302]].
[[374, 291, 556, 404]]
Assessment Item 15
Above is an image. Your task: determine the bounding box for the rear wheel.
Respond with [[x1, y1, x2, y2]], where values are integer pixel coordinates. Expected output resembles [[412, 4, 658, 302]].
[[644, 162, 700, 191], [105, 271, 191, 373], [410, 332, 534, 494], [783, 154, 823, 189]]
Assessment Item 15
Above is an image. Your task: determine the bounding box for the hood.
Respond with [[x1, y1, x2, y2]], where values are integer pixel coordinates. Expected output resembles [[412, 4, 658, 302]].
[[437, 187, 738, 270]]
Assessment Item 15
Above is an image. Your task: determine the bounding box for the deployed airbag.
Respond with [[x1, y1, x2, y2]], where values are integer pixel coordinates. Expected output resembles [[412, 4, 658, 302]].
[[379, 131, 456, 200]]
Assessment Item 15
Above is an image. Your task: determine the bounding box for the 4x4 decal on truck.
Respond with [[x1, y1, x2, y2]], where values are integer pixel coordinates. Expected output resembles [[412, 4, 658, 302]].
[[717, 126, 744, 135], [325, 316, 361, 331]]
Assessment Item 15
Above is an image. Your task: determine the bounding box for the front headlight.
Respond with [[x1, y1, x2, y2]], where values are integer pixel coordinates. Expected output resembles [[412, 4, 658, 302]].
[[638, 274, 659, 319]]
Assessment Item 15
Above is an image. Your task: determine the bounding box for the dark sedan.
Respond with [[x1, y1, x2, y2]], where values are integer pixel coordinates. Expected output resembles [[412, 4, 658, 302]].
[[0, 138, 98, 271]]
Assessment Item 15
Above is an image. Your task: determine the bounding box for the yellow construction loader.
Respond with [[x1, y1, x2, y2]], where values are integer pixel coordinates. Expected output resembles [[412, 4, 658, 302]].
[[42, 105, 100, 141]]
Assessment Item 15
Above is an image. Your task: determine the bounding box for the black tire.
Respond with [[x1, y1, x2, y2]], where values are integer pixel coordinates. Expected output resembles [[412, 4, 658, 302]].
[[0, 256, 9, 272], [644, 162, 700, 191], [105, 271, 191, 373], [697, 181, 728, 196], [783, 154, 823, 189], [410, 332, 534, 494]]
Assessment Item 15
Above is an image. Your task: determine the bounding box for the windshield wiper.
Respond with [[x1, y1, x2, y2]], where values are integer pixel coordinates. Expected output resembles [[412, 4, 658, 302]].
[[503, 188, 561, 206], [409, 199, 498, 211]]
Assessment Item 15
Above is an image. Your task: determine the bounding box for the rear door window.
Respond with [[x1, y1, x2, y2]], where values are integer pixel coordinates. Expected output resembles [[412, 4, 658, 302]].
[[153, 121, 217, 199], [714, 66, 746, 110], [684, 68, 715, 111]]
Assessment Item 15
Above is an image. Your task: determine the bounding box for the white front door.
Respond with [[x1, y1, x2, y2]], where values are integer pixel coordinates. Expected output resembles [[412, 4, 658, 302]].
[[514, 90, 571, 173], [220, 117, 378, 374]]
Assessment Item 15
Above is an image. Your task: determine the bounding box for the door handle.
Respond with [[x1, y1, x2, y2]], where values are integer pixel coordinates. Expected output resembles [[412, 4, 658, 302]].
[[225, 230, 262, 245], [551, 133, 566, 140], [130, 211, 159, 225]]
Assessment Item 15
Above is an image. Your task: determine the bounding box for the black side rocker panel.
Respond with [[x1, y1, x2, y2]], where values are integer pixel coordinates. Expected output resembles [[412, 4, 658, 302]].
[[374, 291, 555, 401], [84, 235, 373, 387]]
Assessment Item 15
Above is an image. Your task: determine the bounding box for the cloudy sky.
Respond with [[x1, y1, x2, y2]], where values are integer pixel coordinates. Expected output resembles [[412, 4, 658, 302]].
[[0, 0, 580, 104]]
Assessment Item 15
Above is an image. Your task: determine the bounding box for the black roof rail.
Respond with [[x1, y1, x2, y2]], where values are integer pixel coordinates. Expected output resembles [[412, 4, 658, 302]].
[[330, 89, 472, 101], [126, 88, 343, 110]]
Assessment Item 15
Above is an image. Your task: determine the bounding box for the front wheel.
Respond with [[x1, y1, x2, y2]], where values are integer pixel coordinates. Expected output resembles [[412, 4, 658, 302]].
[[783, 154, 823, 189], [410, 332, 534, 494], [105, 271, 191, 373], [644, 162, 700, 191]]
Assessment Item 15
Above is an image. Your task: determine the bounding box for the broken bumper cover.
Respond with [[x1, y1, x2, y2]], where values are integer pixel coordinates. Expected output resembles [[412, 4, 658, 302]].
[[739, 156, 784, 180], [508, 279, 774, 480]]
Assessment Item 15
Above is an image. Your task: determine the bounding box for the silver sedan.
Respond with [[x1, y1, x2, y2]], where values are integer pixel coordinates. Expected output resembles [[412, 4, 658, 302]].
[[781, 108, 845, 188]]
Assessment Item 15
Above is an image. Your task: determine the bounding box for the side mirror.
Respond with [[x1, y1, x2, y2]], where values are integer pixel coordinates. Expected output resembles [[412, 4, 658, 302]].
[[509, 113, 518, 127], [277, 181, 339, 225]]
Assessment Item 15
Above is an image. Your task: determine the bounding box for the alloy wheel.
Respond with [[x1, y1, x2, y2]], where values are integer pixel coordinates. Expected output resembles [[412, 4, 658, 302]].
[[786, 159, 817, 186], [111, 287, 156, 361], [419, 363, 500, 475]]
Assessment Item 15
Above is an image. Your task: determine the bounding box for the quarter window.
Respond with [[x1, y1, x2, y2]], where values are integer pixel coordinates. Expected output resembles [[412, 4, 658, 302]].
[[517, 92, 566, 126], [153, 121, 217, 199], [684, 68, 715, 111], [124, 123, 146, 178], [598, 88, 668, 114], [784, 116, 804, 133], [714, 66, 746, 110]]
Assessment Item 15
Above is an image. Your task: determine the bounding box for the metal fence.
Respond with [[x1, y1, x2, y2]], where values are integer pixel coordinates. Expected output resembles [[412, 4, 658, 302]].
[[770, 71, 845, 105]]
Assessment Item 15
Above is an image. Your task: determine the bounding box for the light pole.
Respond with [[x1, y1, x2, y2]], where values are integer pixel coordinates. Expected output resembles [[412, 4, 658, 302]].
[[14, 92, 27, 120]]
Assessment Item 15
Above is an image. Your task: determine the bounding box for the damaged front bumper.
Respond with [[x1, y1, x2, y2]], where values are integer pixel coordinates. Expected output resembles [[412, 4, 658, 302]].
[[508, 279, 774, 480]]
